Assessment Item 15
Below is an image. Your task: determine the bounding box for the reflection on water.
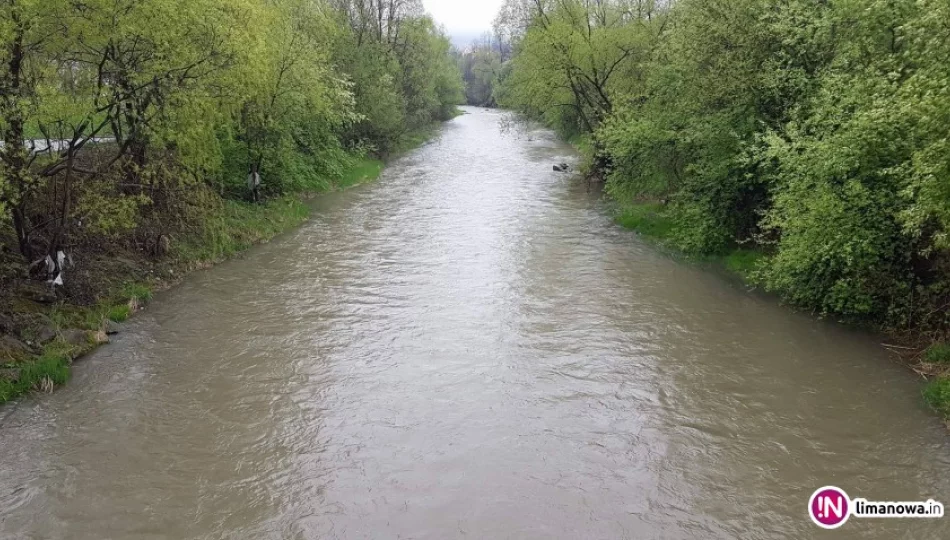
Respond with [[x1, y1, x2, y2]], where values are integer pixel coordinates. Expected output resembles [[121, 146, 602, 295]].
[[0, 108, 947, 539]]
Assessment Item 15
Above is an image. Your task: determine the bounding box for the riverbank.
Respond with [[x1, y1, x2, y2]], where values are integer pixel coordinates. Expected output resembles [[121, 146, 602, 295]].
[[5, 107, 947, 539], [0, 127, 438, 404], [561, 123, 950, 422], [614, 202, 765, 280], [613, 199, 950, 422]]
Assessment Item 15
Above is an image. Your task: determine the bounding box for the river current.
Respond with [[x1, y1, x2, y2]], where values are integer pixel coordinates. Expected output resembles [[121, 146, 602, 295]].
[[1, 108, 947, 539]]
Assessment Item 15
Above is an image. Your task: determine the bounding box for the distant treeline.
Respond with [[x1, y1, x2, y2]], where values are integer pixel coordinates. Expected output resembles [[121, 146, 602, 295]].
[[455, 34, 510, 107], [0, 0, 463, 269], [479, 0, 950, 336]]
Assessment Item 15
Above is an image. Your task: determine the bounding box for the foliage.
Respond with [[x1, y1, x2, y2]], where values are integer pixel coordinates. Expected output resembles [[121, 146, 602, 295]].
[[923, 377, 950, 419], [173, 195, 310, 264], [721, 250, 766, 279], [498, 0, 950, 334], [0, 0, 463, 273], [337, 156, 384, 190], [0, 0, 462, 403], [497, 0, 664, 139], [331, 0, 463, 153], [0, 340, 87, 404], [615, 203, 674, 241], [925, 343, 950, 365], [457, 34, 506, 107]]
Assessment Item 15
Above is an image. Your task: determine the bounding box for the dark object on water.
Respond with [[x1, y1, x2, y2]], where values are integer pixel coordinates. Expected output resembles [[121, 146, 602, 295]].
[[553, 163, 570, 172]]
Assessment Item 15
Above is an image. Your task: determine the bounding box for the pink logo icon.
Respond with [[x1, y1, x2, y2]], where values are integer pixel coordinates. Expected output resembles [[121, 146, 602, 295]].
[[809, 486, 851, 529]]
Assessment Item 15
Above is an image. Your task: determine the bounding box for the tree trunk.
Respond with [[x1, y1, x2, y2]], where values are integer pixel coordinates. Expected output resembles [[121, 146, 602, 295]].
[[11, 204, 33, 261], [0, 11, 33, 260]]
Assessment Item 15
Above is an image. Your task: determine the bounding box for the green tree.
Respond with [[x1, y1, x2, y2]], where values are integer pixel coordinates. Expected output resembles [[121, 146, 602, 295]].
[[498, 0, 950, 332]]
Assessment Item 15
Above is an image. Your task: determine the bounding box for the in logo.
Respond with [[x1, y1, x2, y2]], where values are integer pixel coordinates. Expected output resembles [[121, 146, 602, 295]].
[[809, 486, 851, 529]]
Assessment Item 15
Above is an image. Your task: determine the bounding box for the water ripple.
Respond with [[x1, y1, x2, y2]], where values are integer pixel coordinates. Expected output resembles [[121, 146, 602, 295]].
[[0, 108, 947, 539]]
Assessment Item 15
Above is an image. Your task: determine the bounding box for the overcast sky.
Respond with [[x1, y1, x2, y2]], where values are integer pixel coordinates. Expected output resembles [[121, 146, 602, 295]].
[[422, 0, 504, 47]]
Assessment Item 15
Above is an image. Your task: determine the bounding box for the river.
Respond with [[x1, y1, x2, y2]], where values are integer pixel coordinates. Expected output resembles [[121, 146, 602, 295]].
[[1, 108, 948, 539]]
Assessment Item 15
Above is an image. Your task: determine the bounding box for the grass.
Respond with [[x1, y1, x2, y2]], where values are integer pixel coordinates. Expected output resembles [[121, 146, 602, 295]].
[[0, 198, 306, 406], [723, 249, 768, 279], [174, 197, 310, 265], [615, 203, 676, 240], [395, 130, 436, 154], [922, 344, 950, 420], [924, 377, 950, 419], [0, 340, 92, 402], [390, 119, 450, 155], [107, 304, 132, 323], [567, 133, 593, 154], [44, 281, 156, 333], [120, 282, 153, 302], [176, 137, 440, 265], [335, 121, 447, 191], [924, 342, 950, 365], [615, 202, 769, 283], [336, 156, 384, 190], [0, 191, 310, 407], [0, 278, 157, 403]]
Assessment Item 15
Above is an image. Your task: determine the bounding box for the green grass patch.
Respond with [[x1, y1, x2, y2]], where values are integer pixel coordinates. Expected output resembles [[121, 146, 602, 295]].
[[615, 202, 769, 283], [924, 342, 950, 364], [46, 286, 149, 331], [723, 249, 767, 278], [120, 282, 153, 303], [1, 197, 309, 405], [336, 157, 384, 190], [334, 122, 444, 190], [923, 377, 950, 418], [616, 203, 676, 240], [48, 304, 103, 331], [175, 197, 309, 265], [107, 304, 132, 323], [392, 122, 443, 155], [567, 133, 592, 152], [0, 340, 88, 404]]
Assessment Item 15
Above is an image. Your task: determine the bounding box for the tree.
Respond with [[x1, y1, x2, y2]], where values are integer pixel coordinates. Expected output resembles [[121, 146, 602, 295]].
[[458, 34, 503, 107], [0, 0, 463, 286], [497, 0, 950, 332], [332, 0, 461, 152]]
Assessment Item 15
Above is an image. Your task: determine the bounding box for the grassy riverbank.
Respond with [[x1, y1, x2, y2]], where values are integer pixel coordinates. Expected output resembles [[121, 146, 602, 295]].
[[614, 203, 765, 280], [0, 146, 410, 404], [614, 200, 950, 421]]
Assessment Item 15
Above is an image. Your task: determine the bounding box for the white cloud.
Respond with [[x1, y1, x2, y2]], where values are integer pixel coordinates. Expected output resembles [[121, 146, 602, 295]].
[[423, 0, 503, 37]]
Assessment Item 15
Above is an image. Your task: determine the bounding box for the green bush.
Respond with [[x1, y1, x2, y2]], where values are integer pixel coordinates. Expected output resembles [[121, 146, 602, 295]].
[[500, 0, 950, 334]]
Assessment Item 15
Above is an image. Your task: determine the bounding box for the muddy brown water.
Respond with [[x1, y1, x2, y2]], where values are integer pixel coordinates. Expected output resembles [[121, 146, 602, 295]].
[[1, 108, 948, 539]]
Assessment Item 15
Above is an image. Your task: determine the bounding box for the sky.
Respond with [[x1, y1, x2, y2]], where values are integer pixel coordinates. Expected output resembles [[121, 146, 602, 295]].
[[422, 0, 504, 48]]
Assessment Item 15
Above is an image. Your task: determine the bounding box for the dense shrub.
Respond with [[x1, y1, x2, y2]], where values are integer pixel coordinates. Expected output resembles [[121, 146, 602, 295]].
[[494, 0, 950, 333], [0, 0, 463, 281]]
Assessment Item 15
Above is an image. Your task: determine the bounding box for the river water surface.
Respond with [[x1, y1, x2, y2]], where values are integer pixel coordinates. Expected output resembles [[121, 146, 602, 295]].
[[1, 108, 948, 539]]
